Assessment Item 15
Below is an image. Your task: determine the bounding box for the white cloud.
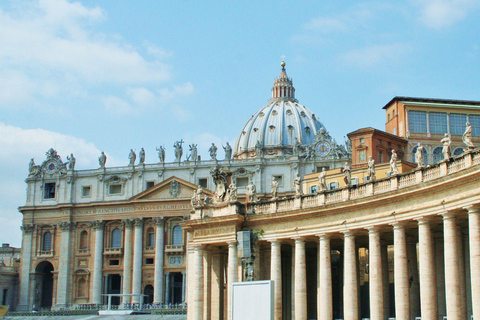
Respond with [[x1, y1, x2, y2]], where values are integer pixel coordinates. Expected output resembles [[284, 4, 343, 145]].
[[414, 0, 480, 29], [0, 0, 174, 111], [339, 43, 412, 69], [304, 17, 348, 34]]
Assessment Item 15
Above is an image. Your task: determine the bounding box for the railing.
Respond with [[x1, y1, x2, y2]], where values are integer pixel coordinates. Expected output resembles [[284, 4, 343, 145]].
[[76, 249, 90, 254], [398, 172, 416, 187], [350, 185, 366, 199], [0, 266, 18, 273], [448, 157, 465, 173], [374, 180, 390, 194], [104, 247, 123, 255], [326, 191, 342, 204], [37, 250, 53, 257], [474, 152, 480, 165], [165, 245, 184, 253], [254, 203, 270, 214], [302, 194, 318, 207], [277, 199, 295, 212], [424, 166, 441, 181]]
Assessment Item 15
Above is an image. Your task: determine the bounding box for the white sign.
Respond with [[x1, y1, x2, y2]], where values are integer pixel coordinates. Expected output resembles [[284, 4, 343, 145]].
[[232, 280, 273, 320]]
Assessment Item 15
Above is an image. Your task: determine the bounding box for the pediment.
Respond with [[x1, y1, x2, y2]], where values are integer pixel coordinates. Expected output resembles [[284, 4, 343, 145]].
[[131, 176, 212, 201]]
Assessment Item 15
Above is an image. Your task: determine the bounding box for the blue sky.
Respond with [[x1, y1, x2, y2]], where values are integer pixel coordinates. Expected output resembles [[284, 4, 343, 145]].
[[1, 0, 479, 246]]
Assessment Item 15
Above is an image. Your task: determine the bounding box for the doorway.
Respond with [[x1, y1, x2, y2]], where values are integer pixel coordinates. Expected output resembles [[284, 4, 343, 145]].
[[106, 274, 122, 305], [35, 261, 54, 309]]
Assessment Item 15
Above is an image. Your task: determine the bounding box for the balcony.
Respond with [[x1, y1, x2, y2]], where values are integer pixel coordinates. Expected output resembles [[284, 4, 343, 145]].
[[76, 249, 90, 255], [37, 250, 54, 258], [104, 247, 123, 255], [165, 245, 184, 253]]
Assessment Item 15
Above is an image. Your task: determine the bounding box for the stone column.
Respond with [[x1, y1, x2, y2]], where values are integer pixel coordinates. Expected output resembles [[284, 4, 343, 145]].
[[417, 217, 438, 320], [294, 237, 307, 320], [318, 234, 332, 320], [132, 218, 143, 304], [153, 217, 165, 304], [434, 233, 447, 318], [203, 249, 212, 320], [407, 236, 421, 318], [343, 232, 359, 320], [270, 240, 282, 320], [443, 212, 462, 319], [92, 220, 105, 305], [56, 221, 74, 309], [18, 224, 34, 311], [368, 227, 384, 320], [227, 241, 238, 320], [466, 206, 480, 320], [192, 244, 204, 320], [456, 225, 467, 319], [182, 271, 186, 303], [381, 241, 390, 319], [393, 223, 410, 320], [122, 218, 134, 304]]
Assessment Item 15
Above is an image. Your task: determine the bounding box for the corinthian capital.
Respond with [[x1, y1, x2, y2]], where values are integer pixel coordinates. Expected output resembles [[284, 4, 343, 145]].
[[153, 217, 165, 227], [21, 224, 34, 234], [92, 220, 105, 230]]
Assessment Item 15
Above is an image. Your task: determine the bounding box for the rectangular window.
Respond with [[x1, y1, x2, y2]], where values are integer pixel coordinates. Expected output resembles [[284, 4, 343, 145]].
[[450, 113, 467, 135], [429, 112, 448, 134], [44, 183, 56, 199], [198, 178, 208, 188], [408, 110, 428, 133], [81, 186, 91, 198], [329, 181, 338, 190], [309, 185, 318, 194], [351, 177, 359, 185], [378, 151, 383, 163], [145, 258, 154, 265], [317, 166, 329, 172], [148, 233, 155, 247], [360, 138, 364, 144], [109, 259, 120, 266], [358, 150, 366, 162], [236, 177, 249, 188], [470, 114, 480, 136], [146, 181, 155, 189], [2, 289, 7, 305], [109, 184, 122, 195]]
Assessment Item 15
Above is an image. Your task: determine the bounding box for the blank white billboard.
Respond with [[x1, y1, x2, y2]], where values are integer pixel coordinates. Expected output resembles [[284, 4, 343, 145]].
[[232, 280, 273, 320]]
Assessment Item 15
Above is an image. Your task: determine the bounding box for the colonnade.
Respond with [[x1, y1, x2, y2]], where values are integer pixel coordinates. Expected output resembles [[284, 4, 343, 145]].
[[189, 208, 480, 320]]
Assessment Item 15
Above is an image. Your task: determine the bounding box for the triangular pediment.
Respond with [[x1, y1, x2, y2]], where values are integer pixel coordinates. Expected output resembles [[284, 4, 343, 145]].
[[131, 176, 212, 201]]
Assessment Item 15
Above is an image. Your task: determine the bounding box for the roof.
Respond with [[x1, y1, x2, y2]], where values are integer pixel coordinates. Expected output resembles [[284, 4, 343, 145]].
[[382, 96, 480, 110], [347, 127, 408, 143]]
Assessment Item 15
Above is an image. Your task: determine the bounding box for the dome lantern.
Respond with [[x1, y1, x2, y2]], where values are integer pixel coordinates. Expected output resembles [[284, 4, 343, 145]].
[[271, 61, 297, 102]]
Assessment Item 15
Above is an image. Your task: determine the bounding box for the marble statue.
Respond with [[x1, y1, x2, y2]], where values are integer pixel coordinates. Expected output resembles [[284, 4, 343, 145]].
[[223, 142, 232, 160], [367, 156, 375, 180], [415, 143, 425, 168], [209, 143, 218, 160], [441, 133, 452, 159], [292, 137, 301, 155], [271, 176, 279, 199], [343, 162, 351, 186], [191, 190, 197, 207], [156, 146, 166, 164], [139, 148, 145, 164], [99, 151, 107, 168], [255, 140, 263, 157], [174, 140, 184, 162], [128, 149, 136, 166], [196, 186, 204, 206], [67, 153, 76, 170], [28, 158, 40, 177], [294, 174, 302, 197], [390, 150, 399, 174], [29, 158, 35, 173], [189, 144, 198, 162], [246, 182, 258, 202], [345, 138, 352, 153], [226, 183, 237, 202], [463, 122, 474, 150], [318, 168, 327, 191]]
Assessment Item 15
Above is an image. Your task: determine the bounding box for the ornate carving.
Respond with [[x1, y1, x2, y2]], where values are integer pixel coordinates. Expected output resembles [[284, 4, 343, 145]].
[[58, 221, 75, 231], [210, 166, 228, 203], [67, 177, 75, 184], [169, 180, 181, 198], [133, 218, 143, 227], [158, 170, 164, 177], [21, 224, 34, 234], [28, 158, 41, 177], [92, 220, 105, 230], [153, 217, 165, 226], [122, 218, 134, 228]]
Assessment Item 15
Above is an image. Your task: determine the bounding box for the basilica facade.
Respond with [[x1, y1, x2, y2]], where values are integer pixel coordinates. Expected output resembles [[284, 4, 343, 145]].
[[17, 63, 350, 312]]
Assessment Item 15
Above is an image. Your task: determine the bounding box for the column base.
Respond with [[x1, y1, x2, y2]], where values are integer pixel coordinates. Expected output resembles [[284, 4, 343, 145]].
[[52, 303, 68, 310], [16, 304, 31, 311]]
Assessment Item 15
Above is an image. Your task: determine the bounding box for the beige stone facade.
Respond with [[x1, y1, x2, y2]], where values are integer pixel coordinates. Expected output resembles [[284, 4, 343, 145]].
[[185, 150, 480, 320]]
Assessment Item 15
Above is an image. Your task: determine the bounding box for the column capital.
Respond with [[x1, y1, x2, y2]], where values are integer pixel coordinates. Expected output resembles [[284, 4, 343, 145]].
[[58, 221, 75, 231], [464, 205, 480, 214], [391, 221, 408, 229], [153, 217, 165, 226], [133, 218, 143, 227], [269, 239, 282, 246], [342, 230, 357, 238], [21, 223, 35, 234], [441, 211, 457, 220], [92, 220, 104, 230], [227, 240, 237, 247], [415, 216, 435, 225], [122, 218, 134, 228], [366, 226, 382, 234], [293, 236, 306, 243], [316, 233, 331, 240], [191, 243, 204, 251]]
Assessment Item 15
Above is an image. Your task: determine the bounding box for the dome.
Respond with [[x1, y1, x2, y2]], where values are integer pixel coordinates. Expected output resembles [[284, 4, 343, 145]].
[[234, 62, 326, 158]]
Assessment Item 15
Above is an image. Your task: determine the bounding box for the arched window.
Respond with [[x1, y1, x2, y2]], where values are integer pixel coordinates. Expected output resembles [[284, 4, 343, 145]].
[[146, 227, 155, 247], [453, 147, 464, 156], [111, 229, 121, 248], [77, 278, 87, 297], [43, 231, 52, 251], [79, 231, 88, 250], [433, 147, 443, 163], [172, 225, 183, 245]]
